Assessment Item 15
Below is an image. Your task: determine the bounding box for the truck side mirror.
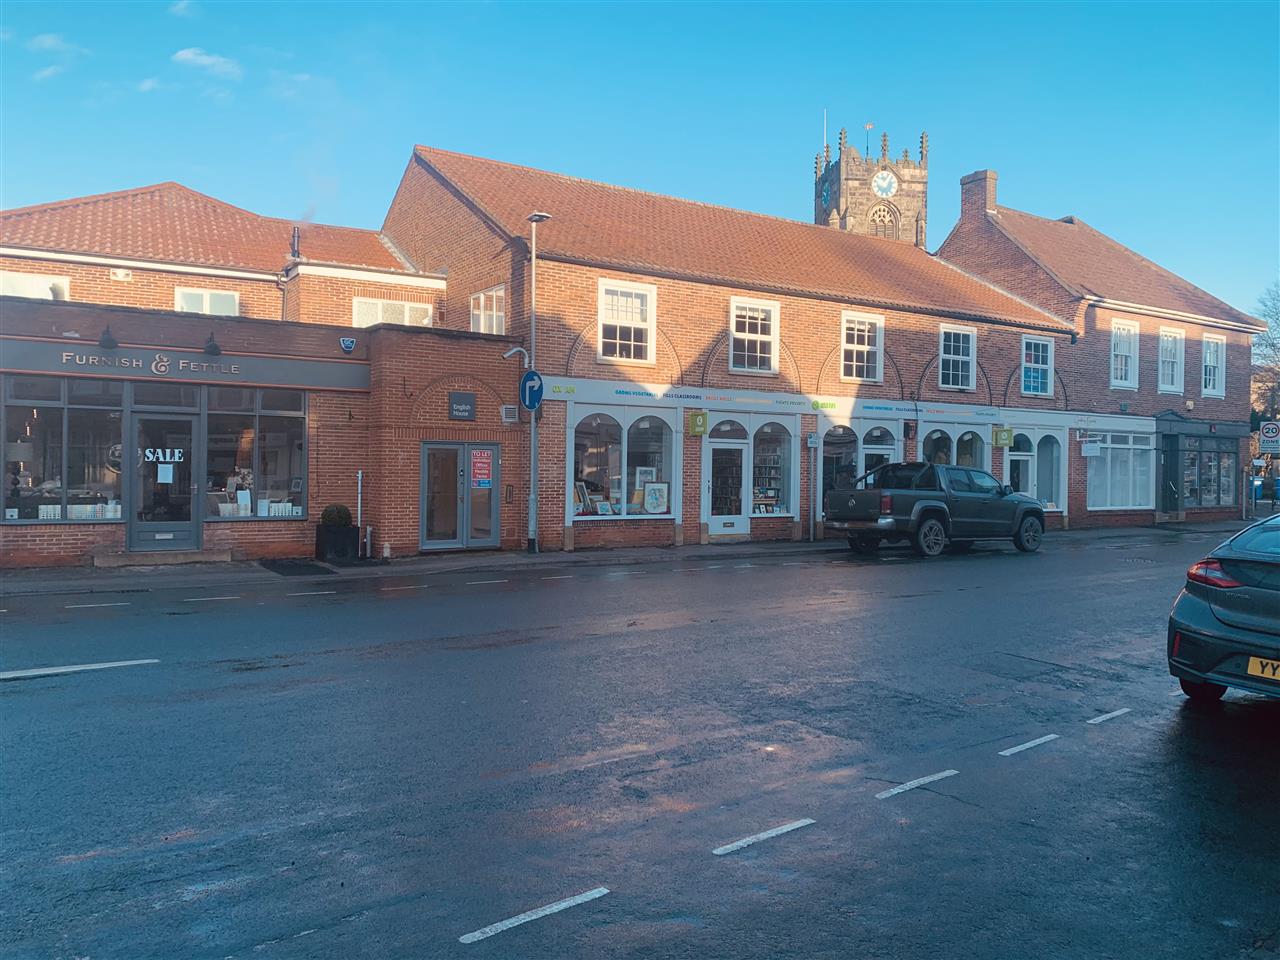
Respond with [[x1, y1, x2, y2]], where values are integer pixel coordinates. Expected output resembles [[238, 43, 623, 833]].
[[1001, 484, 1014, 497]]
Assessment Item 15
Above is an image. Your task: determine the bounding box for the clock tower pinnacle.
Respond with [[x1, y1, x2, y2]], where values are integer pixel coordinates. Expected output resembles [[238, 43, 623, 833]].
[[814, 125, 929, 247]]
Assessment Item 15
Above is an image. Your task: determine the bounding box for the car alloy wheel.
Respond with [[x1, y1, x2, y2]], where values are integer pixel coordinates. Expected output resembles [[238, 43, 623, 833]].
[[1015, 516, 1043, 552], [915, 518, 946, 557]]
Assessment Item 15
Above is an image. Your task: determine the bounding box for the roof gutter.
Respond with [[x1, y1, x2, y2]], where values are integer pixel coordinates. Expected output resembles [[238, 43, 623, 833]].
[[0, 245, 275, 282], [1081, 295, 1263, 334]]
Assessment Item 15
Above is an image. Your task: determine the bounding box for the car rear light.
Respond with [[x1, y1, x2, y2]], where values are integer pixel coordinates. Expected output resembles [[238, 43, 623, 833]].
[[1171, 632, 1181, 658], [1186, 559, 1243, 589], [880, 494, 892, 515]]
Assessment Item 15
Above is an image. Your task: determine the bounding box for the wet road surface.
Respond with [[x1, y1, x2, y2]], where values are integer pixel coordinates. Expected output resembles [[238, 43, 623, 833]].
[[2, 532, 1277, 959]]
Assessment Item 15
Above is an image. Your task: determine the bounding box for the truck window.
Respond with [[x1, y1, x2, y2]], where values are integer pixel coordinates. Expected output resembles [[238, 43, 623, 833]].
[[945, 467, 972, 493], [913, 466, 940, 491], [870, 464, 924, 490], [966, 470, 1002, 495]]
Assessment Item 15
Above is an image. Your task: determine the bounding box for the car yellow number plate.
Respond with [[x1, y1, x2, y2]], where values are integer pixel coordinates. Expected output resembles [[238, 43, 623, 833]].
[[1246, 657, 1280, 683]]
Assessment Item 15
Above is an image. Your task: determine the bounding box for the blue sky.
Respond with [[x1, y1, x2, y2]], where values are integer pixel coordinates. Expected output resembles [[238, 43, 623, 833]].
[[1, 1, 1276, 313]]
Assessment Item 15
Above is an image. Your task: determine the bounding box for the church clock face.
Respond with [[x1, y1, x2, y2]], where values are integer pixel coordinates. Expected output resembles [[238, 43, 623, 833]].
[[871, 170, 899, 199]]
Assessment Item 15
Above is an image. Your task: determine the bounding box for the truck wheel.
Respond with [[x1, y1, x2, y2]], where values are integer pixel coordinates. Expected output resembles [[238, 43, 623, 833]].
[[1013, 515, 1044, 553], [913, 517, 947, 557], [848, 536, 880, 553]]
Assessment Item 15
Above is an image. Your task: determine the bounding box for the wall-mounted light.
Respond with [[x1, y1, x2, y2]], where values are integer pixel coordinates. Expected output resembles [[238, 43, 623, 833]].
[[204, 332, 222, 357], [98, 326, 119, 350]]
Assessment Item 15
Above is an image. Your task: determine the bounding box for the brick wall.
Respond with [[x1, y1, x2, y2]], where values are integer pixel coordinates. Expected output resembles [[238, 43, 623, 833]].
[[292, 273, 443, 328]]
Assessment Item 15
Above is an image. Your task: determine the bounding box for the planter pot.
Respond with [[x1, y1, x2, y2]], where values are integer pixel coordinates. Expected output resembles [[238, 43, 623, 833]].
[[315, 524, 360, 563]]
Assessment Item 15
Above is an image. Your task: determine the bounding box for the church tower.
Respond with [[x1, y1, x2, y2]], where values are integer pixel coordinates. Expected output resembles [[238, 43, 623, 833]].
[[814, 127, 929, 247]]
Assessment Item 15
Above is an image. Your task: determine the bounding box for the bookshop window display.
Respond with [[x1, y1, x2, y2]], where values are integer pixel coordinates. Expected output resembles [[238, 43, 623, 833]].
[[572, 408, 676, 518], [752, 422, 792, 515]]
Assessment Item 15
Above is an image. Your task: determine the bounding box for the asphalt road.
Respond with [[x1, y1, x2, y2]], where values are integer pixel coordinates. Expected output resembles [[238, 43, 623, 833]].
[[1, 532, 1277, 960]]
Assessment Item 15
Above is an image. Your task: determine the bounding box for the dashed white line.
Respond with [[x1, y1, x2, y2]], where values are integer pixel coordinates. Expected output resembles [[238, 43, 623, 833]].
[[712, 818, 815, 856], [875, 769, 960, 800], [734, 563, 754, 568], [286, 590, 336, 597], [458, 887, 610, 944], [608, 570, 642, 576], [998, 734, 1060, 756], [540, 575, 574, 580], [781, 561, 807, 566], [465, 579, 508, 586], [705, 564, 723, 569], [1087, 707, 1131, 724], [380, 584, 430, 591], [182, 596, 240, 602], [65, 602, 131, 609], [0, 659, 159, 681], [671, 568, 697, 572]]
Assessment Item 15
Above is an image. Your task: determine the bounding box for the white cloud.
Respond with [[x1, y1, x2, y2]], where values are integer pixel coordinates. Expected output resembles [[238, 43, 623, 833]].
[[33, 64, 65, 81], [168, 0, 195, 15], [171, 46, 242, 80], [27, 33, 87, 55], [137, 77, 159, 92]]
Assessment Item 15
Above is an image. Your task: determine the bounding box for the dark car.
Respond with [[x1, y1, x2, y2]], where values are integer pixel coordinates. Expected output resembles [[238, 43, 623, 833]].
[[1168, 515, 1280, 702]]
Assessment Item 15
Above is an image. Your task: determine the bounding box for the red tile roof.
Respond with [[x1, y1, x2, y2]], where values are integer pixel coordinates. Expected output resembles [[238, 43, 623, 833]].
[[988, 207, 1262, 329], [413, 146, 1070, 332], [1, 182, 412, 274]]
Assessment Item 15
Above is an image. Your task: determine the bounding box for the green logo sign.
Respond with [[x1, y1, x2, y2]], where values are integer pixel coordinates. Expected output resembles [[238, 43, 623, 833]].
[[993, 427, 1014, 447], [688, 411, 708, 436]]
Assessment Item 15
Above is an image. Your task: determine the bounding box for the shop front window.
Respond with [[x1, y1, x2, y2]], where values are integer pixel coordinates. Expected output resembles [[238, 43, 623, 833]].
[[1086, 433, 1155, 510], [1178, 438, 1238, 508], [863, 426, 895, 475], [574, 414, 623, 515], [257, 417, 306, 517], [1036, 435, 1062, 509], [752, 422, 791, 515], [1008, 433, 1033, 494], [207, 414, 256, 517], [205, 389, 307, 519], [624, 417, 672, 515], [66, 409, 123, 520], [4, 405, 63, 520], [923, 429, 952, 465], [823, 425, 857, 494], [957, 431, 985, 468]]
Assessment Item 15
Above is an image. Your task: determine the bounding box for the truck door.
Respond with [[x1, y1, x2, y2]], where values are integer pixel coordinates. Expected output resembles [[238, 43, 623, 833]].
[[943, 467, 983, 538], [966, 469, 1018, 535]]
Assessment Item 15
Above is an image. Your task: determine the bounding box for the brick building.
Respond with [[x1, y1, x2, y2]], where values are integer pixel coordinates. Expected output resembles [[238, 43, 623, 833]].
[[0, 143, 1264, 567]]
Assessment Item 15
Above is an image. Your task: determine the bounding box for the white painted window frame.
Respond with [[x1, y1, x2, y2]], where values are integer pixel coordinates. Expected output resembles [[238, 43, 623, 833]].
[[1020, 335, 1054, 397], [0, 270, 71, 300], [352, 297, 433, 329], [1084, 432, 1156, 510], [1157, 327, 1185, 394], [565, 404, 681, 522], [938, 324, 977, 391], [840, 311, 884, 383], [175, 287, 239, 316], [727, 296, 781, 376], [469, 285, 505, 334], [596, 278, 657, 367], [1109, 319, 1139, 390], [1201, 333, 1226, 398]]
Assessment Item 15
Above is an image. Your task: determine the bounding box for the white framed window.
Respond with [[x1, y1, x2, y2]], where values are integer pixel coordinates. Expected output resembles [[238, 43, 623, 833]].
[[1201, 334, 1226, 398], [352, 298, 433, 328], [938, 325, 976, 391], [1110, 319, 1139, 389], [1085, 432, 1155, 510], [1158, 327, 1185, 394], [841, 311, 884, 382], [728, 297, 780, 374], [1, 271, 70, 300], [175, 288, 239, 316], [1021, 335, 1054, 396], [570, 406, 678, 519], [469, 286, 505, 334], [597, 278, 656, 364]]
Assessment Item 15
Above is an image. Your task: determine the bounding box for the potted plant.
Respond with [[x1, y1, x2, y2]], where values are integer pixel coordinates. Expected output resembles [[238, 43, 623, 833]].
[[315, 503, 360, 562]]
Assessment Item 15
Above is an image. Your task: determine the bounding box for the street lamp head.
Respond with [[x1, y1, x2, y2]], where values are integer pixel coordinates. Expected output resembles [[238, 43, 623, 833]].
[[526, 211, 552, 224]]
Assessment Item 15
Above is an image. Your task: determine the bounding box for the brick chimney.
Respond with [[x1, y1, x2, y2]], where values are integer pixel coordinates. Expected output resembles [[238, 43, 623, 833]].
[[960, 170, 997, 219]]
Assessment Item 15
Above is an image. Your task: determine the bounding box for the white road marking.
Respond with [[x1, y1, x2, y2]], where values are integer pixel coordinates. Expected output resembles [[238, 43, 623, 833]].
[[540, 575, 574, 580], [65, 602, 130, 609], [183, 596, 239, 602], [458, 887, 610, 944], [380, 584, 429, 591], [998, 734, 1060, 756], [0, 659, 159, 681], [286, 590, 336, 597], [705, 564, 723, 569], [608, 570, 641, 576], [734, 563, 754, 568], [1087, 708, 1131, 724], [781, 561, 807, 565], [875, 769, 959, 799], [671, 568, 697, 572], [466, 579, 508, 585], [712, 818, 815, 856]]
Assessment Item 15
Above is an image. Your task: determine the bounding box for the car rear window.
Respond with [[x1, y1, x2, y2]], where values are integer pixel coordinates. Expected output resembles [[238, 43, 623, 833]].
[[867, 465, 922, 490], [1232, 519, 1280, 556]]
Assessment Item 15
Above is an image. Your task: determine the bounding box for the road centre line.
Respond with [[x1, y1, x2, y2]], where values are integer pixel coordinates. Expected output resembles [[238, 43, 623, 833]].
[[466, 579, 508, 585], [0, 659, 159, 681], [781, 561, 808, 565], [182, 596, 240, 602], [712, 818, 815, 856], [1087, 708, 1132, 724], [875, 769, 960, 800], [540, 575, 574, 580], [65, 602, 130, 609], [705, 564, 723, 569], [286, 590, 336, 597], [380, 584, 429, 591], [458, 887, 610, 944], [998, 734, 1060, 756]]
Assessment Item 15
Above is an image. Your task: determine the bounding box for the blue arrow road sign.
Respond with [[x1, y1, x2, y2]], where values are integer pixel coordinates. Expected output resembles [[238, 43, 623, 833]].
[[520, 370, 544, 412]]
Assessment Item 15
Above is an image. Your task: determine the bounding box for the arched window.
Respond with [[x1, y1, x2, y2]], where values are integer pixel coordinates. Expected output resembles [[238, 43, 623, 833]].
[[957, 431, 985, 468], [625, 417, 673, 515], [753, 422, 792, 514], [923, 429, 952, 465], [869, 204, 899, 240], [574, 414, 622, 515], [710, 419, 748, 440], [1036, 435, 1062, 508], [823, 425, 857, 494], [863, 426, 895, 475]]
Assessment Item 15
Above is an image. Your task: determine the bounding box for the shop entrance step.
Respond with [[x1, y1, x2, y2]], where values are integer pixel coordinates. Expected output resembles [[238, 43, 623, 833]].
[[92, 548, 233, 568]]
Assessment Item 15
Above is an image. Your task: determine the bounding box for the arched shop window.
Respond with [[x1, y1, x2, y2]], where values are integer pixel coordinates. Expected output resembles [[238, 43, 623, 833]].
[[956, 431, 985, 468], [822, 426, 857, 494], [710, 419, 748, 440], [573, 414, 622, 515], [863, 426, 895, 476], [1036, 435, 1062, 509], [753, 422, 791, 514], [923, 429, 952, 465], [1008, 433, 1034, 495], [625, 417, 673, 515]]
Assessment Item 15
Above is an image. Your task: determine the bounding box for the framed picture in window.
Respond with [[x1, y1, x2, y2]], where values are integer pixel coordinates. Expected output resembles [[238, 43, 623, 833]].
[[289, 477, 303, 493], [595, 501, 614, 516], [643, 481, 670, 515], [575, 481, 591, 512], [634, 466, 657, 488]]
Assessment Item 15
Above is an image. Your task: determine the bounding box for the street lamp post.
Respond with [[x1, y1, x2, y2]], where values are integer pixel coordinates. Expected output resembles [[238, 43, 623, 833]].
[[526, 211, 552, 554]]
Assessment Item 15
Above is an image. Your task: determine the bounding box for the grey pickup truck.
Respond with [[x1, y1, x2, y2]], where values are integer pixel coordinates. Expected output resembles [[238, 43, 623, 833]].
[[823, 461, 1046, 557]]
